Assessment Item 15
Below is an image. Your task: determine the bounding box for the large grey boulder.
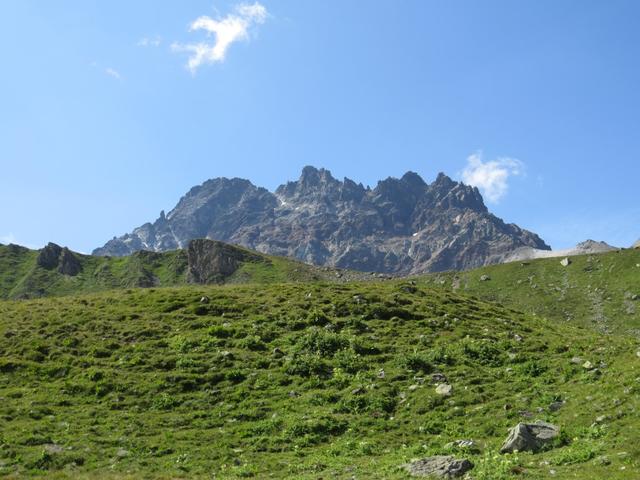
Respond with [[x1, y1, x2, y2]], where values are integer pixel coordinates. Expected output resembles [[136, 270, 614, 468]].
[[500, 421, 559, 453], [36, 242, 82, 276], [403, 456, 473, 478], [186, 239, 264, 284]]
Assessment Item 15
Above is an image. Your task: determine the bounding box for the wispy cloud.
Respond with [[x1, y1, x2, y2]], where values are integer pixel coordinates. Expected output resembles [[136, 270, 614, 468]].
[[104, 67, 123, 81], [171, 2, 268, 73], [461, 152, 524, 203], [0, 233, 38, 249], [137, 36, 162, 47], [0, 233, 17, 245]]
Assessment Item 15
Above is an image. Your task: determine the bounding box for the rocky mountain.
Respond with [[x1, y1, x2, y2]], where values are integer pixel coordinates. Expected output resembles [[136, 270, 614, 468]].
[[633, 239, 640, 249], [504, 239, 619, 263], [93, 167, 550, 274]]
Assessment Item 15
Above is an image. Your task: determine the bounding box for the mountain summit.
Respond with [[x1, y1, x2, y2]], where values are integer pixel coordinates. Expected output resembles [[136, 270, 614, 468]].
[[93, 167, 549, 273]]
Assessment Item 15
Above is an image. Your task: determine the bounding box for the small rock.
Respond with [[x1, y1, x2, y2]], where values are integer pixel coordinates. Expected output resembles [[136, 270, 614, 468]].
[[408, 384, 419, 391], [377, 368, 385, 379], [570, 356, 584, 365], [44, 444, 65, 454], [199, 296, 210, 304], [444, 440, 478, 452], [431, 373, 447, 383], [500, 421, 560, 454], [272, 347, 284, 357], [549, 401, 564, 412], [403, 456, 473, 478], [436, 384, 453, 396], [480, 275, 490, 282], [116, 448, 129, 458], [582, 361, 594, 370], [560, 257, 571, 267]]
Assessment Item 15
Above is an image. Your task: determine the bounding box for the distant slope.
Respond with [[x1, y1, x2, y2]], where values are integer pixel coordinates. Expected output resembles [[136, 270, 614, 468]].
[[504, 239, 618, 262], [0, 281, 637, 478], [93, 167, 550, 274], [0, 239, 368, 300], [421, 248, 640, 335]]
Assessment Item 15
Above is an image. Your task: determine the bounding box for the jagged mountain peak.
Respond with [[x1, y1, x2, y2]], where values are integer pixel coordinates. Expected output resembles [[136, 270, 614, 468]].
[[94, 167, 550, 273]]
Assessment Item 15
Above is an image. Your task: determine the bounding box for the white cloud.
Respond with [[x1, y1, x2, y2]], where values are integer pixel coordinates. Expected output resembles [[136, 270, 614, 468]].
[[138, 36, 162, 47], [172, 2, 268, 73], [461, 152, 524, 203], [105, 67, 122, 81], [0, 233, 17, 245]]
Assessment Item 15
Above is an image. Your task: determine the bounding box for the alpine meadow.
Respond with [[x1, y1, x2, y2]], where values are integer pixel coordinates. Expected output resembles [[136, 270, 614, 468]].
[[1, 1, 639, 479]]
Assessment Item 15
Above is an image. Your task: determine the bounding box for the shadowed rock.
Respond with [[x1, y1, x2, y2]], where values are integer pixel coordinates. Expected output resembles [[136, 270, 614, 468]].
[[37, 243, 82, 276], [186, 239, 264, 284], [500, 421, 559, 454]]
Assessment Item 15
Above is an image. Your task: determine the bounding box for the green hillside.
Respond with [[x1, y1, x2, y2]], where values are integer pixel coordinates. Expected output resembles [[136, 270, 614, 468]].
[[0, 242, 361, 300], [0, 281, 638, 479], [422, 249, 640, 335]]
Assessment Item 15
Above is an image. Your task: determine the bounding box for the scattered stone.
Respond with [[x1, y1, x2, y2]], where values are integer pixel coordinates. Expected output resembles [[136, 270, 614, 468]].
[[408, 384, 419, 391], [377, 368, 385, 379], [43, 444, 65, 454], [570, 356, 583, 365], [480, 275, 490, 282], [549, 401, 564, 412], [582, 361, 594, 370], [272, 347, 284, 357], [199, 296, 210, 304], [116, 448, 129, 458], [431, 373, 448, 384], [444, 440, 479, 452], [403, 456, 473, 478], [436, 384, 453, 396], [500, 421, 560, 454], [560, 257, 571, 267]]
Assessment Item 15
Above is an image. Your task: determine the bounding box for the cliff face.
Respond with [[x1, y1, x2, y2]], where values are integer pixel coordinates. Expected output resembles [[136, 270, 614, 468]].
[[93, 167, 549, 274]]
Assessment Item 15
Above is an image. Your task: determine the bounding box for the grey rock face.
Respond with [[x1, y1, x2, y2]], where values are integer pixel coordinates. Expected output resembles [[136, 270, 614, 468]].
[[403, 456, 473, 478], [37, 243, 82, 276], [93, 167, 550, 274], [633, 239, 640, 249], [186, 239, 264, 284], [500, 421, 560, 453]]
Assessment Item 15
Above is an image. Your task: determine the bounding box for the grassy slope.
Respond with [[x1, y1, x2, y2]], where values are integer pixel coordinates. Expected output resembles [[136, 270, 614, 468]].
[[0, 244, 357, 300], [421, 249, 640, 335], [0, 281, 638, 479]]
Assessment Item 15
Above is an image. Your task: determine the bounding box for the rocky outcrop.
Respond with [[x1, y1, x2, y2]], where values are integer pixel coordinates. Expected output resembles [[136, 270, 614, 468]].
[[37, 243, 82, 276], [186, 239, 265, 284], [500, 421, 560, 454], [403, 456, 473, 478], [633, 239, 640, 249], [94, 167, 550, 274]]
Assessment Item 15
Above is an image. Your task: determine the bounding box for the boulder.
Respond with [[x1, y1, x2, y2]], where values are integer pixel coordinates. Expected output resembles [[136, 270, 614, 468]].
[[58, 247, 82, 276], [37, 243, 62, 269], [403, 456, 473, 478], [186, 239, 264, 284], [36, 242, 82, 276], [480, 274, 490, 281], [436, 384, 453, 396], [560, 257, 571, 267], [500, 421, 560, 453]]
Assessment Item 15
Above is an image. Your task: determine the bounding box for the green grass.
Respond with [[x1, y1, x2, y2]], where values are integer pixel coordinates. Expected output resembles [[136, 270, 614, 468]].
[[421, 248, 640, 335], [0, 243, 354, 300], [0, 280, 638, 478]]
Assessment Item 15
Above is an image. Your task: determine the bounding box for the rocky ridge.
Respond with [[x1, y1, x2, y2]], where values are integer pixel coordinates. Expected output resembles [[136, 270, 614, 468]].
[[504, 239, 619, 263], [93, 167, 550, 274]]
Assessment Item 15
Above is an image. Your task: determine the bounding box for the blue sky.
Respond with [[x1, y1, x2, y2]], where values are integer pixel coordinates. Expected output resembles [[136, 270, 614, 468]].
[[1, 1, 639, 253]]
